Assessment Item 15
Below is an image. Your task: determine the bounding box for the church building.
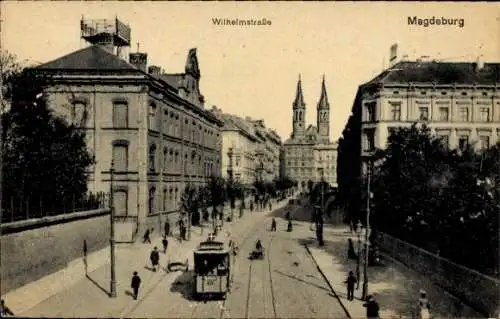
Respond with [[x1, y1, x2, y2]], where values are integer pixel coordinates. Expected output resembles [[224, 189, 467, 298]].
[[283, 75, 338, 191]]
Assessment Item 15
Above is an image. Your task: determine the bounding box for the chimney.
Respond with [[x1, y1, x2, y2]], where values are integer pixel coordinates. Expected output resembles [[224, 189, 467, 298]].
[[148, 65, 162, 75], [475, 55, 484, 72], [129, 52, 148, 72], [254, 119, 265, 127]]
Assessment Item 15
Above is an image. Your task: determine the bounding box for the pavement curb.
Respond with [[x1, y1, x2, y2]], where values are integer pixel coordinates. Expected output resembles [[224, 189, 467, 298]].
[[304, 244, 352, 319]]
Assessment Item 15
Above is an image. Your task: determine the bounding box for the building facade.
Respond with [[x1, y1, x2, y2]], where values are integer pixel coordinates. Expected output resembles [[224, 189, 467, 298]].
[[283, 75, 338, 191], [210, 108, 282, 186], [338, 58, 500, 217], [252, 120, 282, 183], [34, 38, 223, 240]]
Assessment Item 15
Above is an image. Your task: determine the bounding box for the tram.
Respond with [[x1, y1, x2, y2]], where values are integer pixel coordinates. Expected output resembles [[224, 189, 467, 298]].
[[193, 237, 232, 300]]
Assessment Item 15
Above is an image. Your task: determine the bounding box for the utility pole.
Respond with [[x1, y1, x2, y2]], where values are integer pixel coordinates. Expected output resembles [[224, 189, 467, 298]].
[[227, 147, 234, 221], [109, 160, 117, 298], [362, 161, 372, 300]]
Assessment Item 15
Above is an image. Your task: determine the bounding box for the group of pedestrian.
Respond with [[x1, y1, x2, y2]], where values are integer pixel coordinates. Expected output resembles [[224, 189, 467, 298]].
[[344, 270, 432, 319], [132, 219, 175, 301]]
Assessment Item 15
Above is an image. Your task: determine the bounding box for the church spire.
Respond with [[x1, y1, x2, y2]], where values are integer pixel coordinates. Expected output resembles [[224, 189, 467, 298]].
[[293, 74, 305, 109], [185, 48, 200, 79], [318, 74, 329, 109]]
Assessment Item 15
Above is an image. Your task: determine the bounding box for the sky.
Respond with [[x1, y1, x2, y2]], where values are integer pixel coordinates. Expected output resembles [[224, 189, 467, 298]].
[[2, 2, 499, 142]]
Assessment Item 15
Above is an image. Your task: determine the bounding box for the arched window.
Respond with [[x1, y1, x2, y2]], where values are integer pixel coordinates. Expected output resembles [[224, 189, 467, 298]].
[[149, 144, 156, 172], [148, 187, 156, 215], [162, 188, 167, 211], [169, 188, 174, 210], [163, 148, 168, 172], [72, 102, 87, 127], [148, 102, 157, 131], [174, 188, 179, 208]]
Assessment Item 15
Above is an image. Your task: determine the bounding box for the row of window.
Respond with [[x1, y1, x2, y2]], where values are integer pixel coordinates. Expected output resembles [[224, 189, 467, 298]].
[[362, 128, 497, 152], [114, 187, 182, 216], [390, 90, 491, 97], [70, 100, 219, 150], [148, 102, 219, 149], [365, 102, 497, 123], [148, 144, 218, 176], [112, 142, 218, 175]]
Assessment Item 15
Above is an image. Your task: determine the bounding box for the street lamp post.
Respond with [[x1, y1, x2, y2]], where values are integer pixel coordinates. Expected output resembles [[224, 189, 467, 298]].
[[227, 147, 234, 221], [362, 161, 372, 300], [356, 220, 362, 290], [316, 168, 325, 246], [187, 182, 192, 241], [109, 160, 117, 298]]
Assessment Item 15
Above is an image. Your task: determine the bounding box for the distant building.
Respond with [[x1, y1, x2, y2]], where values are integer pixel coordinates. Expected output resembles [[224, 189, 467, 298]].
[[283, 75, 338, 191], [252, 119, 282, 183], [210, 108, 282, 186], [31, 18, 223, 241], [338, 58, 500, 217]]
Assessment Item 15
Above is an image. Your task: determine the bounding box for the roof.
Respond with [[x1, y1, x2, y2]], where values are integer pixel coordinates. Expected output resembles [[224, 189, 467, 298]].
[[363, 61, 500, 86], [156, 74, 185, 89], [221, 114, 259, 141], [305, 125, 318, 136], [35, 45, 140, 72]]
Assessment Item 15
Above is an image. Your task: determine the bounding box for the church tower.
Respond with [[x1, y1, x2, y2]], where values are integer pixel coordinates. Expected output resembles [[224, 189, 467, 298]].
[[317, 75, 330, 142], [292, 74, 306, 138]]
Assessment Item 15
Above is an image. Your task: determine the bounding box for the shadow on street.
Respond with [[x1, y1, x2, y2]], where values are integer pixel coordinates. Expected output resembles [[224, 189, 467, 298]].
[[169, 270, 195, 301], [300, 235, 484, 318], [85, 274, 110, 297], [273, 269, 331, 294]]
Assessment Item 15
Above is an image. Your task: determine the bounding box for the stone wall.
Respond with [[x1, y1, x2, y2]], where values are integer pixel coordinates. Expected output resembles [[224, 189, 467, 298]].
[[0, 209, 110, 296], [374, 232, 500, 317]]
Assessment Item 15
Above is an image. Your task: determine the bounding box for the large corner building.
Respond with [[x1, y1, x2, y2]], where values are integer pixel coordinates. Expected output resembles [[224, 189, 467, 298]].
[[338, 57, 500, 217], [283, 75, 338, 191], [32, 18, 223, 241]]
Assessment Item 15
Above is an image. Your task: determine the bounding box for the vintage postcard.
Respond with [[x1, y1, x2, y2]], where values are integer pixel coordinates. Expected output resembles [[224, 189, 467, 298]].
[[1, 1, 499, 318]]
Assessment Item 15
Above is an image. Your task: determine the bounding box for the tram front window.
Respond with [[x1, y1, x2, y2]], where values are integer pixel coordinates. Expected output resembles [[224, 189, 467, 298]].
[[195, 255, 228, 276]]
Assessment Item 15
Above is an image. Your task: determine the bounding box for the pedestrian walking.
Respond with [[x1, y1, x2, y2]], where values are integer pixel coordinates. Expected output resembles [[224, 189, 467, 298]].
[[162, 235, 169, 254], [417, 289, 431, 319], [344, 271, 357, 301], [271, 218, 277, 232], [269, 201, 272, 211], [150, 247, 160, 272], [250, 201, 254, 212], [130, 271, 141, 300], [0, 299, 14, 317], [164, 220, 170, 237], [363, 295, 380, 319], [287, 219, 293, 232], [143, 228, 151, 244]]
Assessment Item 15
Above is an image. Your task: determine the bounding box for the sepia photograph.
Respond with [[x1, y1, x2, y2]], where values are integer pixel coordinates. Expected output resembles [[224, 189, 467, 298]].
[[0, 1, 499, 318]]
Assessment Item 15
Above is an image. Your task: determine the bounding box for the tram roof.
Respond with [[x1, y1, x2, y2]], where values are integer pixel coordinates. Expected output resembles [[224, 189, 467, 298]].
[[195, 240, 229, 253]]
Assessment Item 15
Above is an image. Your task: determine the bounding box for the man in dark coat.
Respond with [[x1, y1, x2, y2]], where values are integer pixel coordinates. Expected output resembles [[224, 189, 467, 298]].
[[345, 271, 357, 301], [271, 218, 277, 232], [150, 247, 160, 272], [164, 220, 170, 237], [363, 295, 380, 319], [130, 271, 141, 300], [0, 299, 14, 317], [162, 235, 169, 254], [143, 229, 151, 244]]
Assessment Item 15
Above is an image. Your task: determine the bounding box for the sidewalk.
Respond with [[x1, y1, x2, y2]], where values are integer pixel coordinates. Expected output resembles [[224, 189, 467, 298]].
[[306, 225, 483, 319], [19, 198, 291, 317]]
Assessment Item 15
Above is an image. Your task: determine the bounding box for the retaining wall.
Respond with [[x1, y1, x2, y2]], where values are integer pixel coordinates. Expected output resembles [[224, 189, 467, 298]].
[[0, 209, 110, 296], [374, 232, 500, 317]]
